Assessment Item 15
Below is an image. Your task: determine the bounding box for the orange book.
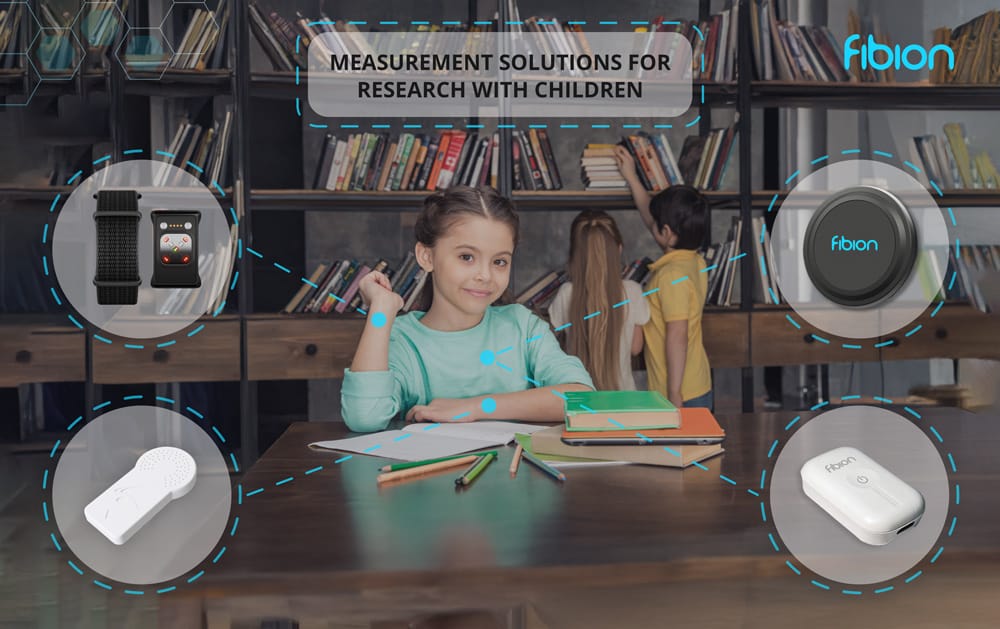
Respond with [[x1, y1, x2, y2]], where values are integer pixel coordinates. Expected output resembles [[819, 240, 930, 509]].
[[426, 131, 452, 190], [560, 407, 725, 442]]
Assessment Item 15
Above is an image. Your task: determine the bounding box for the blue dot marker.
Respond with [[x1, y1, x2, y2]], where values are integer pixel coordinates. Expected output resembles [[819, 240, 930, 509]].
[[480, 397, 497, 414], [370, 312, 387, 328], [479, 350, 495, 365]]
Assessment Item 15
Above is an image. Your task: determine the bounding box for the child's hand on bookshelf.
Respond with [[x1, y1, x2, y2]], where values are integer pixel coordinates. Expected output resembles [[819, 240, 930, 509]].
[[359, 270, 404, 315], [405, 398, 480, 424], [613, 145, 641, 185]]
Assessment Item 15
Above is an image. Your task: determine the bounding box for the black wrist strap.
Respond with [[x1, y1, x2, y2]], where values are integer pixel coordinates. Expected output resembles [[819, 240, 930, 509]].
[[93, 190, 142, 305]]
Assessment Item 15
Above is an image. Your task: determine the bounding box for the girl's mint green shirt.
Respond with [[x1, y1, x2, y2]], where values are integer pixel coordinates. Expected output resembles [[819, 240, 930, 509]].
[[341, 304, 594, 432]]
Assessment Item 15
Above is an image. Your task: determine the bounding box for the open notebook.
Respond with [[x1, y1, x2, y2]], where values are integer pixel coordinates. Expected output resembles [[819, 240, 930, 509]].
[[309, 421, 548, 462]]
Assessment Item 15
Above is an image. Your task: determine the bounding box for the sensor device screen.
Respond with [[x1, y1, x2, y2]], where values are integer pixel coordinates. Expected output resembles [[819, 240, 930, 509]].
[[803, 186, 917, 307], [151, 211, 201, 288], [84, 446, 197, 545]]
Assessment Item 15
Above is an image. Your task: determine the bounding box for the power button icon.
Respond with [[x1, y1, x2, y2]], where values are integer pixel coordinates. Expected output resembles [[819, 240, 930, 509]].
[[857, 475, 869, 485]]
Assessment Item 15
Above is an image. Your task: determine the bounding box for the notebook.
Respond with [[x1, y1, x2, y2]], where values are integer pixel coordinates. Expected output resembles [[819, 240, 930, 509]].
[[309, 421, 548, 462], [564, 390, 680, 431], [562, 407, 725, 444], [513, 433, 630, 468], [530, 425, 723, 468]]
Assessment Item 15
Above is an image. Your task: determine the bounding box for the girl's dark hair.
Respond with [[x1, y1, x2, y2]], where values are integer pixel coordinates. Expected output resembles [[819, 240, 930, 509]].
[[649, 185, 708, 250], [565, 210, 625, 391], [412, 186, 520, 311]]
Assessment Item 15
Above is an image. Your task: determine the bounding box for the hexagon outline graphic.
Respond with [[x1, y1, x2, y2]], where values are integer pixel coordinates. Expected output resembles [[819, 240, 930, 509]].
[[0, 53, 40, 106], [71, 2, 127, 51], [159, 1, 221, 71], [114, 26, 175, 80], [27, 27, 86, 80]]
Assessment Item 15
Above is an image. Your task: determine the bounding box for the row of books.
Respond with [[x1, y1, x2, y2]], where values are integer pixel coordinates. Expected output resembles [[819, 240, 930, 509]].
[[907, 123, 1000, 191], [312, 130, 501, 192], [0, 5, 23, 68], [750, 0, 851, 82], [158, 110, 234, 188], [156, 242, 238, 316], [581, 127, 736, 191], [165, 0, 230, 70], [515, 257, 655, 312], [282, 253, 429, 315], [931, 10, 1000, 84], [952, 244, 1000, 313]]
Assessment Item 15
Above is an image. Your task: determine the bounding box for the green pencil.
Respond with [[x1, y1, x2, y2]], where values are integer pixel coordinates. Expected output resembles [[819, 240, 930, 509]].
[[455, 452, 497, 486], [380, 450, 498, 473], [521, 449, 567, 482]]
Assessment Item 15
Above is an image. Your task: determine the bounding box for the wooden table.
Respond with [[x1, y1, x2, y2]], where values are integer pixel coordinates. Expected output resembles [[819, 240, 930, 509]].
[[177, 408, 1000, 628]]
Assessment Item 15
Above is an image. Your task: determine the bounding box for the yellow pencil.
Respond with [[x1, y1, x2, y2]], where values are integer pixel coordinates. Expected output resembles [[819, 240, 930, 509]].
[[376, 455, 479, 484], [510, 444, 524, 477]]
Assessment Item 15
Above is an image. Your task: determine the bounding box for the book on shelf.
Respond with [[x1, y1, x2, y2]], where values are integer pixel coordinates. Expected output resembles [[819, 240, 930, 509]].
[[704, 215, 782, 307], [749, 0, 852, 82], [513, 129, 562, 191], [930, 10, 1000, 85], [166, 0, 230, 70], [282, 254, 431, 315], [951, 244, 1000, 313], [906, 123, 1000, 191], [310, 131, 500, 191], [581, 126, 736, 192], [0, 4, 26, 69], [156, 109, 234, 188]]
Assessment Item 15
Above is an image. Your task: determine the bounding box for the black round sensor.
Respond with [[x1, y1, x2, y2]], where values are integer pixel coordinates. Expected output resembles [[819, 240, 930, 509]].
[[803, 186, 917, 307]]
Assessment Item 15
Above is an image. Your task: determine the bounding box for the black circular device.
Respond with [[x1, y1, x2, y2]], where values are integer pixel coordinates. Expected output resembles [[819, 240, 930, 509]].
[[803, 186, 917, 308]]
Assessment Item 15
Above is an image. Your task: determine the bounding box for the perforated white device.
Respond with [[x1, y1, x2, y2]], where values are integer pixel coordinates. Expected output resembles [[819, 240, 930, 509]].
[[84, 447, 197, 545], [801, 446, 925, 546]]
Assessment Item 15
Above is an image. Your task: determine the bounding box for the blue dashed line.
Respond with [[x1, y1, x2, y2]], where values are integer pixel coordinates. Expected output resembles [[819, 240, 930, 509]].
[[768, 533, 779, 551], [67, 416, 83, 431], [685, 115, 701, 128], [554, 323, 572, 332], [496, 361, 513, 372], [43, 502, 49, 522], [841, 395, 861, 401], [874, 340, 895, 348], [394, 433, 413, 441], [608, 418, 625, 429], [954, 484, 960, 505], [93, 401, 111, 410], [904, 571, 922, 583], [41, 256, 48, 275], [671, 276, 689, 284], [719, 474, 736, 486], [948, 516, 957, 536], [186, 161, 204, 173], [842, 589, 862, 596], [246, 488, 263, 497], [274, 263, 291, 274], [810, 154, 829, 165], [246, 247, 263, 258], [275, 477, 294, 487], [636, 433, 652, 444], [157, 586, 177, 594], [692, 461, 709, 471], [786, 561, 801, 575], [93, 154, 111, 165], [767, 193, 779, 213], [784, 170, 800, 185], [905, 324, 922, 337], [703, 264, 718, 272], [729, 252, 746, 262], [842, 149, 861, 155], [579, 404, 595, 413], [931, 547, 944, 563], [68, 560, 84, 575], [903, 160, 921, 174], [123, 148, 143, 155], [929, 426, 943, 443], [767, 440, 778, 458], [229, 453, 239, 473], [230, 517, 239, 536], [874, 396, 893, 404], [185, 406, 204, 419], [525, 376, 541, 386], [305, 465, 323, 475], [124, 589, 144, 596], [663, 446, 680, 457], [308, 123, 327, 129], [784, 416, 800, 431], [842, 344, 862, 350], [49, 288, 61, 305], [810, 334, 830, 344], [947, 453, 956, 472], [67, 170, 83, 184], [811, 580, 830, 590], [810, 401, 829, 411], [583, 311, 601, 320], [760, 469, 767, 489], [213, 547, 227, 563], [642, 288, 660, 296], [612, 299, 630, 308], [875, 586, 894, 594], [124, 343, 144, 349], [187, 571, 205, 584], [156, 151, 175, 159], [49, 440, 61, 458], [187, 324, 205, 337], [94, 580, 112, 590], [747, 489, 759, 496], [930, 180, 943, 196], [497, 346, 514, 355], [904, 406, 921, 419], [947, 207, 956, 226], [873, 150, 893, 158], [363, 444, 381, 453]]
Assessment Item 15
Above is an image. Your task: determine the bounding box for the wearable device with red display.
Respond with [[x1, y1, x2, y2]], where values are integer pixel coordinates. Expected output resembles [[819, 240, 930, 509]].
[[150, 210, 201, 289]]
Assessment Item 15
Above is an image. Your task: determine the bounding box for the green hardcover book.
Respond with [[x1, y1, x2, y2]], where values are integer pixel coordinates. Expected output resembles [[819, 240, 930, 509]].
[[564, 390, 680, 431]]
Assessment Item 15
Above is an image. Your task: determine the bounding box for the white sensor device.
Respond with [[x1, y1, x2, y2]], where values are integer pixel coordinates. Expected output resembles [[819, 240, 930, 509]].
[[84, 447, 197, 545], [801, 446, 925, 546]]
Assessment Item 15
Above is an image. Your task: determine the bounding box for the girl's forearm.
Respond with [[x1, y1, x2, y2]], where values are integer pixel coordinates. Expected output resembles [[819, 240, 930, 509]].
[[471, 383, 591, 422], [349, 311, 397, 372]]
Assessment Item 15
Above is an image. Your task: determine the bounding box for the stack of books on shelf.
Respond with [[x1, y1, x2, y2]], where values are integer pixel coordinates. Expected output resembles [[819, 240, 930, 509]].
[[512, 129, 562, 191], [157, 111, 234, 188], [952, 244, 1000, 313], [907, 123, 1000, 190], [521, 391, 724, 468], [0, 4, 24, 69], [930, 10, 1000, 84], [749, 0, 851, 82], [312, 130, 499, 192], [283, 253, 429, 315], [78, 1, 130, 52], [517, 257, 654, 312], [166, 0, 230, 70], [582, 127, 736, 191]]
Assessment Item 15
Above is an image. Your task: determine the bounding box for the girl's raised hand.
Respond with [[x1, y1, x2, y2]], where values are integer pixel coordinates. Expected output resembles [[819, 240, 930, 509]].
[[613, 145, 640, 183], [358, 270, 404, 314]]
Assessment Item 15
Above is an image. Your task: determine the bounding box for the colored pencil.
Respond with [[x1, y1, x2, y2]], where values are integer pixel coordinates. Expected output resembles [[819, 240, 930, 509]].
[[509, 444, 524, 476], [376, 455, 478, 484], [379, 450, 498, 472], [455, 452, 496, 486], [521, 449, 567, 482]]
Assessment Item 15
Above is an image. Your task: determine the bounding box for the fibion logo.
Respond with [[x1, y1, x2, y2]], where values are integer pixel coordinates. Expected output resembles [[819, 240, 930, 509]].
[[843, 34, 955, 72]]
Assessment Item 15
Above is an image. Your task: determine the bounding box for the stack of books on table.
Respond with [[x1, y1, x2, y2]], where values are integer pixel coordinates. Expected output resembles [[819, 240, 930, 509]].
[[523, 390, 725, 468]]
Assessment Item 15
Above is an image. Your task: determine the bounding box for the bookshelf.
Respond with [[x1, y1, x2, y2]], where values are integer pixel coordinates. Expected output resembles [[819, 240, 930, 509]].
[[4, 0, 1000, 463]]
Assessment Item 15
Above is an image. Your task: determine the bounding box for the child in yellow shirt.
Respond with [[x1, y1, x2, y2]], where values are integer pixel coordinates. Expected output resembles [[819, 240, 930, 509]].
[[616, 147, 713, 410]]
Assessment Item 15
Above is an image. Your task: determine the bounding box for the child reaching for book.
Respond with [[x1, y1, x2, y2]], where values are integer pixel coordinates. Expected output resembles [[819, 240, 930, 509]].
[[614, 146, 713, 410], [341, 186, 594, 433], [548, 210, 650, 390]]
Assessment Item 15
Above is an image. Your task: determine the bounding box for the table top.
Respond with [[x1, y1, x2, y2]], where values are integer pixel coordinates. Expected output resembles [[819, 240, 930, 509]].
[[205, 407, 998, 603]]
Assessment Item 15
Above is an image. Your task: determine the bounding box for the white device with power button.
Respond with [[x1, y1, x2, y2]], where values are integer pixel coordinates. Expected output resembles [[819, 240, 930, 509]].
[[801, 446, 925, 546], [84, 447, 197, 545]]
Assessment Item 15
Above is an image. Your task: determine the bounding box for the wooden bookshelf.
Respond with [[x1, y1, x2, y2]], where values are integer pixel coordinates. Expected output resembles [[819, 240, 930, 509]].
[[750, 81, 1000, 110]]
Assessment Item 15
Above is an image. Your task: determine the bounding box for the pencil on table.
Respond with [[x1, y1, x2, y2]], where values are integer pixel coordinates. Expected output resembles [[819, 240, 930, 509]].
[[521, 449, 567, 482], [510, 444, 524, 477], [379, 451, 498, 473], [376, 455, 479, 484]]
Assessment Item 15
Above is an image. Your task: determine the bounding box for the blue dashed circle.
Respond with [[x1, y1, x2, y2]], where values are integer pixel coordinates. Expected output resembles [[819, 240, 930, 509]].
[[479, 350, 495, 366], [41, 396, 242, 595], [480, 397, 497, 414], [370, 311, 387, 328]]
